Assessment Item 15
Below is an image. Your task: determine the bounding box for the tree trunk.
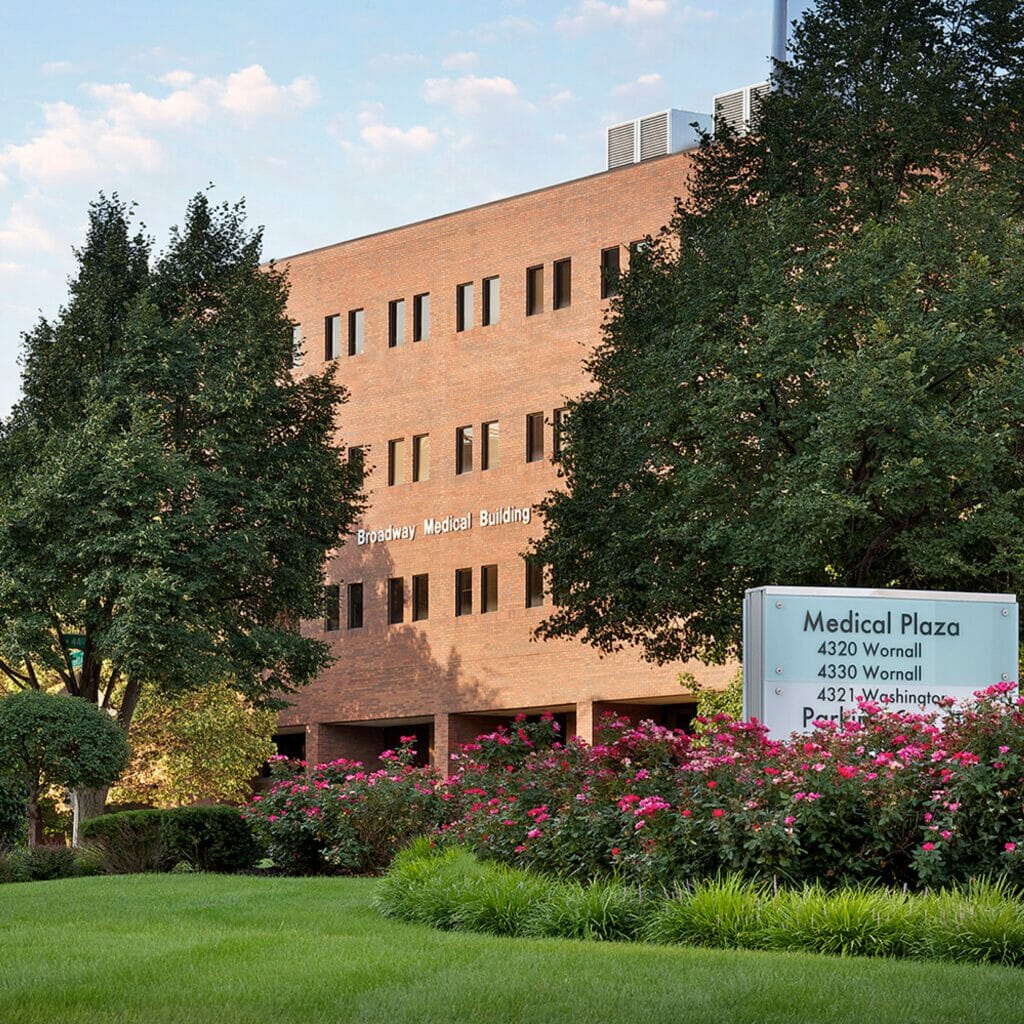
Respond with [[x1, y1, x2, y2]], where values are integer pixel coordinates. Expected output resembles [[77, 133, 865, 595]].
[[27, 793, 44, 848], [70, 786, 108, 848]]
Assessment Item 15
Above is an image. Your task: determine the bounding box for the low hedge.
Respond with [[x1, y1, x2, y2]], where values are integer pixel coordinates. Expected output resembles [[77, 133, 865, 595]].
[[80, 806, 258, 874], [376, 839, 1024, 968]]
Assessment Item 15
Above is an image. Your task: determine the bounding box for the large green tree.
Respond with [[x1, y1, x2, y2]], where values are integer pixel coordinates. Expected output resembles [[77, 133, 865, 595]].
[[0, 193, 363, 832], [533, 0, 1024, 665]]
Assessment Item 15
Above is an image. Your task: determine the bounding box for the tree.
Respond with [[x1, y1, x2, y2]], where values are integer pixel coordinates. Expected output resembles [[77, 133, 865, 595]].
[[533, 1, 1024, 665], [0, 193, 363, 836], [0, 691, 129, 846], [110, 681, 276, 808]]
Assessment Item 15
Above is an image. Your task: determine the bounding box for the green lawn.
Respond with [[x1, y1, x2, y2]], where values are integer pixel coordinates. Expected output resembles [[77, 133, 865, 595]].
[[1, 874, 1023, 1024]]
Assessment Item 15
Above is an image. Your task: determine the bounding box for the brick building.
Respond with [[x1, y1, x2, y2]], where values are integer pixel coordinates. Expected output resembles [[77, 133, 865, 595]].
[[276, 139, 732, 769]]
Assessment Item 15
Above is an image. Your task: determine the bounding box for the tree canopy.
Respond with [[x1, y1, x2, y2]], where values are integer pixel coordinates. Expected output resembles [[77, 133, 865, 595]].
[[0, 192, 363, 732], [533, 0, 1024, 665]]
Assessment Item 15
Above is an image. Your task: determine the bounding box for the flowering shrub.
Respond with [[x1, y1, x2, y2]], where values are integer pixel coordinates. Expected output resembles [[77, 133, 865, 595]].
[[244, 738, 445, 875], [247, 687, 1024, 889], [442, 687, 1024, 890]]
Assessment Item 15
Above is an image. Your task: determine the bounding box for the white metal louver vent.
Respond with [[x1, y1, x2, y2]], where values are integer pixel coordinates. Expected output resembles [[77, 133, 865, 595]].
[[639, 112, 670, 161], [749, 82, 771, 128], [607, 122, 637, 169], [605, 109, 710, 170], [712, 82, 769, 136]]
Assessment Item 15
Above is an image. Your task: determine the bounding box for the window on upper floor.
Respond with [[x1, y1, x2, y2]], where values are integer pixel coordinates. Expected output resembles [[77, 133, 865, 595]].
[[325, 314, 342, 360], [482, 276, 500, 326], [413, 292, 430, 341], [553, 258, 572, 309], [347, 582, 363, 629], [388, 577, 405, 625], [292, 325, 303, 367], [456, 425, 473, 475], [388, 437, 406, 486], [455, 568, 473, 616], [412, 573, 429, 622], [388, 298, 405, 348], [324, 583, 341, 631], [601, 246, 620, 299], [552, 407, 567, 460], [526, 265, 544, 316], [526, 412, 545, 463], [481, 564, 498, 614], [412, 433, 430, 483], [525, 558, 544, 608], [348, 308, 364, 356], [456, 282, 473, 332], [481, 420, 499, 471]]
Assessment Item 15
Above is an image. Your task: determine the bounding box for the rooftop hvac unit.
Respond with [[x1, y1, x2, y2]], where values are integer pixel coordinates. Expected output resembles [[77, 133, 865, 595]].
[[606, 108, 712, 170], [713, 82, 770, 136]]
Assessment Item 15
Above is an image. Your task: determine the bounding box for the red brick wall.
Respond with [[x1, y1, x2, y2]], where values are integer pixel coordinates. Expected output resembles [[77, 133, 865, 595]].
[[276, 151, 733, 766]]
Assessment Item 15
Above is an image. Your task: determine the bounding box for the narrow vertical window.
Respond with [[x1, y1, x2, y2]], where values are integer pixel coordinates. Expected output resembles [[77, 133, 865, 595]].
[[481, 564, 498, 613], [552, 407, 567, 460], [347, 582, 363, 629], [388, 438, 406, 486], [456, 282, 473, 332], [553, 258, 572, 309], [526, 265, 544, 316], [481, 420, 499, 470], [600, 246, 620, 299], [388, 298, 405, 347], [525, 558, 544, 608], [455, 568, 473, 617], [412, 573, 429, 621], [292, 325, 303, 367], [324, 583, 341, 631], [482, 276, 500, 326], [325, 314, 341, 360], [456, 425, 473, 474], [348, 308, 364, 356], [412, 433, 430, 482], [526, 412, 545, 463], [387, 577, 404, 625], [413, 292, 430, 341]]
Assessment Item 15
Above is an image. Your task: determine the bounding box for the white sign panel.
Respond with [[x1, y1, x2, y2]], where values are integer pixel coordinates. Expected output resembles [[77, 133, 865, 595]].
[[743, 586, 1018, 737]]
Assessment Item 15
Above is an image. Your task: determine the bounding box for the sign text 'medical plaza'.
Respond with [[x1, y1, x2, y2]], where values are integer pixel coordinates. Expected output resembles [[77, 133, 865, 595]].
[[355, 505, 531, 546], [743, 586, 1018, 737]]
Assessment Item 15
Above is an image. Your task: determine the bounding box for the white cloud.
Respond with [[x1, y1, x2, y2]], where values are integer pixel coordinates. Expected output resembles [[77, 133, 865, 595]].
[[546, 89, 576, 106], [556, 0, 669, 33], [442, 51, 479, 71], [357, 110, 437, 152], [41, 60, 74, 76], [87, 80, 211, 126], [0, 201, 62, 255], [221, 65, 318, 116], [159, 69, 196, 88], [0, 65, 320, 188], [612, 72, 664, 95], [423, 75, 521, 115]]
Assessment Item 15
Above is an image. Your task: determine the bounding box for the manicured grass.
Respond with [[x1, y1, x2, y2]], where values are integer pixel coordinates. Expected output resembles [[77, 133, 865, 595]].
[[1, 874, 1023, 1024]]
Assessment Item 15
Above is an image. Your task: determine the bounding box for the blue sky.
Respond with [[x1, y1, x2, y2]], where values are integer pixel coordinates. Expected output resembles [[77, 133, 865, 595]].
[[0, 0, 812, 417]]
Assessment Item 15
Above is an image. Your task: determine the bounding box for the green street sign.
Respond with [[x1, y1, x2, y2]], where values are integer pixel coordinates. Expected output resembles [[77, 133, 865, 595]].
[[70, 651, 84, 670], [65, 633, 86, 650]]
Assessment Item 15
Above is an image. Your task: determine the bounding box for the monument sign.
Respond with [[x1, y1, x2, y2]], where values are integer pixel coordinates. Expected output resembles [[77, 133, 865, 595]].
[[743, 586, 1018, 736]]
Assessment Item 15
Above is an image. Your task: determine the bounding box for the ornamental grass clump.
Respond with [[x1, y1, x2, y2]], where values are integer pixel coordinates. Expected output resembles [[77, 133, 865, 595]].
[[642, 876, 771, 950], [523, 877, 646, 942]]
